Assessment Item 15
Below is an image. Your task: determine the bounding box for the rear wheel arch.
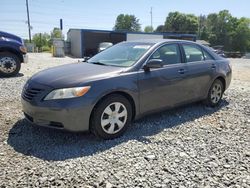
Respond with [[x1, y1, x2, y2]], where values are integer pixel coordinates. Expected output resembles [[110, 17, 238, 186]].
[[206, 76, 226, 95], [205, 78, 224, 107], [214, 76, 226, 92]]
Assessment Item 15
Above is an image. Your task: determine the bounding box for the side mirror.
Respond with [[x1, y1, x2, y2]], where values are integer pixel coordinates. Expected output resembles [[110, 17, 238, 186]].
[[82, 56, 90, 62], [143, 59, 163, 71]]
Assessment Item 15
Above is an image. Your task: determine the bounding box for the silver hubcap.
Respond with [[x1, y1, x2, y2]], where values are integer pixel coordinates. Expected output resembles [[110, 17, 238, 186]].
[[0, 57, 17, 73], [101, 102, 127, 134], [211, 83, 222, 103]]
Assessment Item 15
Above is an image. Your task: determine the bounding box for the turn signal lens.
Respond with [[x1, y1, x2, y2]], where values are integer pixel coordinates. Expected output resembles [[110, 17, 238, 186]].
[[74, 86, 91, 97], [20, 46, 27, 53]]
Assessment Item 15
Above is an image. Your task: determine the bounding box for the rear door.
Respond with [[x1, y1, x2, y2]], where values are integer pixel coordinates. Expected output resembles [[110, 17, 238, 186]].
[[181, 43, 217, 99]]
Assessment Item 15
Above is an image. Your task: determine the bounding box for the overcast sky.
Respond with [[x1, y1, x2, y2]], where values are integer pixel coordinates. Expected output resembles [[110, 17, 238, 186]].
[[1, 0, 250, 39]]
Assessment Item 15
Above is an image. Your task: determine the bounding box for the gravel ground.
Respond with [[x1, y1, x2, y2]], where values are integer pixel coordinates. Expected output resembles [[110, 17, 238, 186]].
[[0, 53, 249, 187]]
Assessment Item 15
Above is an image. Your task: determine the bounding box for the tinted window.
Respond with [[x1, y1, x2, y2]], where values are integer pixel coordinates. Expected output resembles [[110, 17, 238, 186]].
[[150, 44, 181, 65], [183, 44, 204, 62]]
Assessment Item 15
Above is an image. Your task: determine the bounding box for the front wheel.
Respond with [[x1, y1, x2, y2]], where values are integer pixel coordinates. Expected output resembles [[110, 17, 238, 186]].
[[91, 94, 132, 139], [0, 52, 21, 77], [206, 79, 224, 107]]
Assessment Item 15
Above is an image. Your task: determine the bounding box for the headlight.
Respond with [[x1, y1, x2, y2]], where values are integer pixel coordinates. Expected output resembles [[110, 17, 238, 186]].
[[44, 86, 91, 100]]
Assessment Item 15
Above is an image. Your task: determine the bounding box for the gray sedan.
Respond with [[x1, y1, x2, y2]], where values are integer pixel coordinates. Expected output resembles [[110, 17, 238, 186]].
[[21, 39, 232, 139]]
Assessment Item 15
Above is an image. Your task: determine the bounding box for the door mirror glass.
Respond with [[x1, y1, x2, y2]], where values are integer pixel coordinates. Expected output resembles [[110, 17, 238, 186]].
[[144, 59, 163, 71]]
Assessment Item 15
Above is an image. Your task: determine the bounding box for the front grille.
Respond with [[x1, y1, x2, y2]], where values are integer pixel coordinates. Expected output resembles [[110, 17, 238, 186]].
[[22, 87, 44, 101]]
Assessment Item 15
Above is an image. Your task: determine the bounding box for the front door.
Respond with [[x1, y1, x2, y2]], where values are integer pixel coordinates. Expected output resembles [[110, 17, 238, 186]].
[[138, 43, 189, 114]]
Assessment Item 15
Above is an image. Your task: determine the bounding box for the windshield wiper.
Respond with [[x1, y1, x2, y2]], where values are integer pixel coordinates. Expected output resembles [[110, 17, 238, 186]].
[[90, 62, 107, 66]]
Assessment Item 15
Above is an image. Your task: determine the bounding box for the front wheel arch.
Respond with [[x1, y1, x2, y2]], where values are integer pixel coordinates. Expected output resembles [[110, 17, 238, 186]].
[[89, 93, 133, 139], [0, 48, 23, 63], [0, 52, 21, 77], [89, 91, 136, 129]]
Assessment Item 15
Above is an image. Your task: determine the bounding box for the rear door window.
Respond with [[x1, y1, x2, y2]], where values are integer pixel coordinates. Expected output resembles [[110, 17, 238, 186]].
[[182, 44, 204, 62]]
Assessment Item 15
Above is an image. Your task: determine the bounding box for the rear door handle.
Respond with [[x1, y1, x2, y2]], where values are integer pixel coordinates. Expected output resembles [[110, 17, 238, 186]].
[[211, 64, 216, 69], [178, 69, 187, 74]]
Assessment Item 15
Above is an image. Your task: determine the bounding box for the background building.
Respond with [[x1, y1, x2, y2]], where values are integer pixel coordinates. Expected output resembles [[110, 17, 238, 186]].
[[67, 29, 196, 58]]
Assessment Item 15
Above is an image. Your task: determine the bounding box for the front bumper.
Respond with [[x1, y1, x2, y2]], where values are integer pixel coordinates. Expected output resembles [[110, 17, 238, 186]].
[[21, 97, 94, 132], [22, 54, 28, 63]]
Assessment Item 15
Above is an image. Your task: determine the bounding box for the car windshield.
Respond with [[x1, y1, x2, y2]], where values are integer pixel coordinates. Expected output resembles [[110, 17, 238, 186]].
[[88, 42, 153, 67]]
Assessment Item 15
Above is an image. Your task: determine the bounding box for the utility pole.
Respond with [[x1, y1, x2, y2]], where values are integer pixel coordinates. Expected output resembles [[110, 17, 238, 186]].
[[26, 0, 31, 42], [150, 7, 153, 30], [198, 14, 201, 39]]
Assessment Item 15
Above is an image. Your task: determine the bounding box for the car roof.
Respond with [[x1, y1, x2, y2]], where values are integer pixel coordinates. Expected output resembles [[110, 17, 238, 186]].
[[124, 38, 197, 45]]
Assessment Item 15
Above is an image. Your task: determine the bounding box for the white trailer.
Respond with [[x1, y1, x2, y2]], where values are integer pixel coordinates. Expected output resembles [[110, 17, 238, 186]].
[[126, 33, 163, 41]]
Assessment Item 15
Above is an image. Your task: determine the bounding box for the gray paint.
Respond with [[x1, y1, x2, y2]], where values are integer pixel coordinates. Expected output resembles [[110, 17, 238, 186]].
[[21, 39, 232, 132]]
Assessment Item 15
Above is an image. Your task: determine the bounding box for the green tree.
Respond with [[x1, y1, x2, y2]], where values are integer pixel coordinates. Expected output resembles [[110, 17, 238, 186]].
[[155, 25, 164, 32], [164, 12, 198, 34], [206, 10, 239, 51], [114, 14, 141, 32], [198, 15, 208, 39], [51, 28, 64, 39], [32, 33, 50, 50], [153, 10, 250, 52], [232, 18, 250, 52], [144, 26, 154, 33]]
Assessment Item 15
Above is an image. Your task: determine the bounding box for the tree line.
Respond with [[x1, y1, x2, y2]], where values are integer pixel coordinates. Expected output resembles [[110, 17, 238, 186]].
[[28, 28, 64, 52], [114, 10, 250, 52]]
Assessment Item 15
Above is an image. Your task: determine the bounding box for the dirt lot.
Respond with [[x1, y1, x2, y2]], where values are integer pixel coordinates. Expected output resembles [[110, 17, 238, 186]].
[[0, 53, 249, 187]]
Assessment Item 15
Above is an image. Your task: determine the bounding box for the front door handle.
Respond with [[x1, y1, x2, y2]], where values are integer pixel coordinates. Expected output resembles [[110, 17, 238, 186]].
[[178, 69, 187, 74]]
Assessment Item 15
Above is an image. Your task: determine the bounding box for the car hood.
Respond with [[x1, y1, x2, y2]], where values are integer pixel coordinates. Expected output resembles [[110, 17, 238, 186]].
[[0, 31, 23, 44], [30, 62, 125, 88]]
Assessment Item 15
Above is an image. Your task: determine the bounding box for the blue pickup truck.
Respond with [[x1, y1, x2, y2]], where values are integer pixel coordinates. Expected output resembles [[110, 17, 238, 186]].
[[0, 31, 28, 77]]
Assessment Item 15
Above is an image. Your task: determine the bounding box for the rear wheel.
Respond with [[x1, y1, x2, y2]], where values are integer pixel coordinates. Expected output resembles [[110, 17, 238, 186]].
[[0, 52, 21, 77], [206, 79, 224, 107], [91, 94, 132, 139]]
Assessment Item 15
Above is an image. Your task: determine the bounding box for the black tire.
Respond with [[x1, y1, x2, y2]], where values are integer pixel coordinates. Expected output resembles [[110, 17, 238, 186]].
[[205, 79, 224, 107], [90, 94, 132, 139], [0, 52, 21, 77]]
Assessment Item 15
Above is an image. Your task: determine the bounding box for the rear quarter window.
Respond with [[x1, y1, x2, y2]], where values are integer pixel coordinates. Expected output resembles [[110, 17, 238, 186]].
[[202, 48, 215, 60]]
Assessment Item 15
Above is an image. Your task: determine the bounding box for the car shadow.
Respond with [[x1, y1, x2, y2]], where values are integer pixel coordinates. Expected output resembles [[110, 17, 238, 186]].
[[0, 73, 24, 78], [7, 100, 229, 161]]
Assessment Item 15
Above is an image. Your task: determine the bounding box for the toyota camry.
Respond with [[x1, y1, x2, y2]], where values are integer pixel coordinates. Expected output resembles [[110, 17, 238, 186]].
[[21, 39, 232, 139]]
